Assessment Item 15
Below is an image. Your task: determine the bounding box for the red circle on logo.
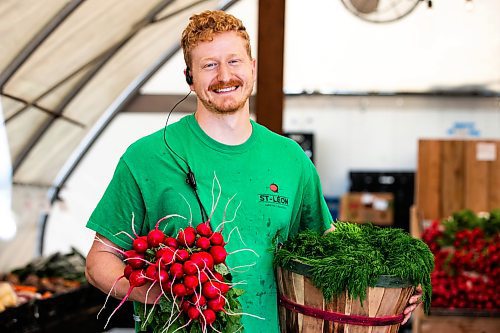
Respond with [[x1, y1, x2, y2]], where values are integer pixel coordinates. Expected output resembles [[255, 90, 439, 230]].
[[270, 183, 278, 192]]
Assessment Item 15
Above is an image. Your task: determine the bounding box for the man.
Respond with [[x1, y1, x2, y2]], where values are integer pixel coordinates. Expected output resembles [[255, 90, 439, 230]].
[[85, 10, 420, 332]]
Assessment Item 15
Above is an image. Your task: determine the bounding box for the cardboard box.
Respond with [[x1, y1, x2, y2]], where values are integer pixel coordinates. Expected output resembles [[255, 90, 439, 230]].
[[340, 192, 394, 226]]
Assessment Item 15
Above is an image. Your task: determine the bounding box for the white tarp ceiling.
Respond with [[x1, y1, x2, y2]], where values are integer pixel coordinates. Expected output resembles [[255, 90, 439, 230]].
[[0, 0, 231, 189]]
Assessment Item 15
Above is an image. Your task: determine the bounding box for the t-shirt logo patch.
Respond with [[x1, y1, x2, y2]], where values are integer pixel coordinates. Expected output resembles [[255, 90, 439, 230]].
[[258, 183, 289, 208]]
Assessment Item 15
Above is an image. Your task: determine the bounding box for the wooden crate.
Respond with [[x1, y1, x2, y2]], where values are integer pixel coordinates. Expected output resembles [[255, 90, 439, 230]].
[[415, 139, 500, 221]]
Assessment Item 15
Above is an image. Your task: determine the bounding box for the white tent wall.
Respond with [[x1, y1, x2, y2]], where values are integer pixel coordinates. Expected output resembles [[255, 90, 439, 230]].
[[284, 95, 500, 197], [2, 186, 48, 271], [43, 113, 185, 258]]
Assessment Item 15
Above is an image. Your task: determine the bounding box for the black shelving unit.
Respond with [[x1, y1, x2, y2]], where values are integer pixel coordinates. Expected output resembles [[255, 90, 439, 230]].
[[349, 171, 415, 231]]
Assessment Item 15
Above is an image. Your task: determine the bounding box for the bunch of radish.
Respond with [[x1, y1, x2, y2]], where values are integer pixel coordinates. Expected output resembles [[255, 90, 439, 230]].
[[98, 217, 241, 332]]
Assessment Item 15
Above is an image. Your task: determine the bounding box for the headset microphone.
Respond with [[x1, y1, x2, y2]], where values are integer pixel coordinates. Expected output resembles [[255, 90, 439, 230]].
[[185, 67, 193, 85], [162, 90, 209, 222]]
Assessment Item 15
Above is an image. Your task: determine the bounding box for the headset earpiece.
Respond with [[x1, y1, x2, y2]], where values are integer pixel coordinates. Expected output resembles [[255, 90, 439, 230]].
[[185, 67, 193, 85]]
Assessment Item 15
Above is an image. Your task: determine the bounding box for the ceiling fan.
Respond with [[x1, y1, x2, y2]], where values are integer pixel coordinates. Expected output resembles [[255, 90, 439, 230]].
[[340, 0, 424, 23]]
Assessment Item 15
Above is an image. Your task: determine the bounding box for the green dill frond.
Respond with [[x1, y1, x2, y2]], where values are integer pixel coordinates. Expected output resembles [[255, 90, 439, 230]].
[[273, 222, 434, 313]]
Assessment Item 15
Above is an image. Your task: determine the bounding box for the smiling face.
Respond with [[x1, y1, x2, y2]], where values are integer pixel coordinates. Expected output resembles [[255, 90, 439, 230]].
[[190, 31, 256, 115]]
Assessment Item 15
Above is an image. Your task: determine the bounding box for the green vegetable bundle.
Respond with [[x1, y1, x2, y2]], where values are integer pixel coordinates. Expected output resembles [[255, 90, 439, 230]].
[[273, 222, 434, 313]]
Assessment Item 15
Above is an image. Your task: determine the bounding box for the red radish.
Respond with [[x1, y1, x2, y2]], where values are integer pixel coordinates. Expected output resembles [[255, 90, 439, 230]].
[[104, 269, 146, 329], [208, 296, 225, 312], [157, 269, 169, 283], [196, 222, 213, 237], [183, 275, 199, 289], [189, 253, 205, 269], [202, 281, 220, 299], [129, 269, 147, 287], [172, 283, 187, 297], [164, 237, 178, 248], [170, 263, 184, 279], [177, 229, 196, 247], [185, 287, 195, 296], [123, 265, 134, 279], [219, 281, 230, 294], [210, 232, 224, 246], [191, 294, 207, 306], [161, 279, 172, 292], [145, 264, 158, 280], [161, 248, 175, 264], [175, 249, 190, 262], [132, 236, 149, 253], [124, 250, 145, 269], [183, 260, 198, 275], [196, 237, 211, 250], [155, 247, 166, 260], [210, 246, 227, 264], [187, 306, 200, 320], [147, 229, 165, 248], [191, 252, 214, 270], [181, 300, 190, 313], [199, 271, 209, 284], [213, 272, 223, 282], [202, 308, 216, 325]]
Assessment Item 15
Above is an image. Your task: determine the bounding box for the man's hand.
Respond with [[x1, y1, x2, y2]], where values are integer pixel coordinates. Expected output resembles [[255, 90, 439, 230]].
[[401, 285, 423, 325], [323, 222, 336, 234]]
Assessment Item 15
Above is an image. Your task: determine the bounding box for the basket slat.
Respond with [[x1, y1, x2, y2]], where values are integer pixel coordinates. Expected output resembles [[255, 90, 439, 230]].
[[277, 264, 414, 333], [302, 276, 324, 332]]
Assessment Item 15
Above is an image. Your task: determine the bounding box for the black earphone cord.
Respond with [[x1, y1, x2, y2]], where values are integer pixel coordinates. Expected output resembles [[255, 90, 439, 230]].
[[162, 90, 209, 222]]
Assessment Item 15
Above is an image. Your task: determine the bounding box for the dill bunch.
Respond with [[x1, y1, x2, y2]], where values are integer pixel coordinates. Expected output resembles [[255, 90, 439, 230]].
[[273, 221, 434, 313]]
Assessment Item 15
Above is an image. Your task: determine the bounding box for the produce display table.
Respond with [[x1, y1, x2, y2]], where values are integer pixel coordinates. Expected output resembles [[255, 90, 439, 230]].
[[413, 307, 500, 333], [0, 284, 133, 332]]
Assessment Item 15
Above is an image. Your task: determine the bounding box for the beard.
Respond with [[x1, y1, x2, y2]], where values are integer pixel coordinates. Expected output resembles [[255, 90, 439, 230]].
[[199, 79, 252, 114]]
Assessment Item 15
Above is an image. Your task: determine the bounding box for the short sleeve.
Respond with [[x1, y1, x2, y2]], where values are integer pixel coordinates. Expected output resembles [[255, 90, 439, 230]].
[[86, 157, 146, 249], [298, 161, 333, 233]]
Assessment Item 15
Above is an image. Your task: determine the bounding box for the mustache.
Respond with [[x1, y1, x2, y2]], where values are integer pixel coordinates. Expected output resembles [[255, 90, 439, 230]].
[[209, 79, 242, 91]]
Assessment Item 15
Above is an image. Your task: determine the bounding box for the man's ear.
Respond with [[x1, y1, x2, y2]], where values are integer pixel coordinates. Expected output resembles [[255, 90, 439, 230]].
[[184, 67, 194, 86], [251, 58, 257, 82]]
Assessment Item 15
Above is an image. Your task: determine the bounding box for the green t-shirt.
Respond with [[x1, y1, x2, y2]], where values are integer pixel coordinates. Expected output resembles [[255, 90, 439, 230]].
[[87, 114, 332, 332]]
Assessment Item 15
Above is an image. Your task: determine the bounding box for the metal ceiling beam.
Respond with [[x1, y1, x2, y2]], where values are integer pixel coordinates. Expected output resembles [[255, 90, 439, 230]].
[[4, 56, 98, 124], [153, 0, 208, 23], [5, 0, 207, 125], [0, 0, 85, 89], [2, 92, 85, 127]]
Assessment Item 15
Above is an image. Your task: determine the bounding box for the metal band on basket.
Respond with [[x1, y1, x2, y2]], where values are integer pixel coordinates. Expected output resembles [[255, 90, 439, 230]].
[[279, 294, 405, 326]]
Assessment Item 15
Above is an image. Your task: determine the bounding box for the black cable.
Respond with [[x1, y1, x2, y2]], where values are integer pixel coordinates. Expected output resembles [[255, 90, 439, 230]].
[[162, 90, 191, 165], [162, 91, 209, 222]]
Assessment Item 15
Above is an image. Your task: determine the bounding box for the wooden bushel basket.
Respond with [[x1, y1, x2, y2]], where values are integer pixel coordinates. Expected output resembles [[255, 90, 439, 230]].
[[276, 261, 415, 333]]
